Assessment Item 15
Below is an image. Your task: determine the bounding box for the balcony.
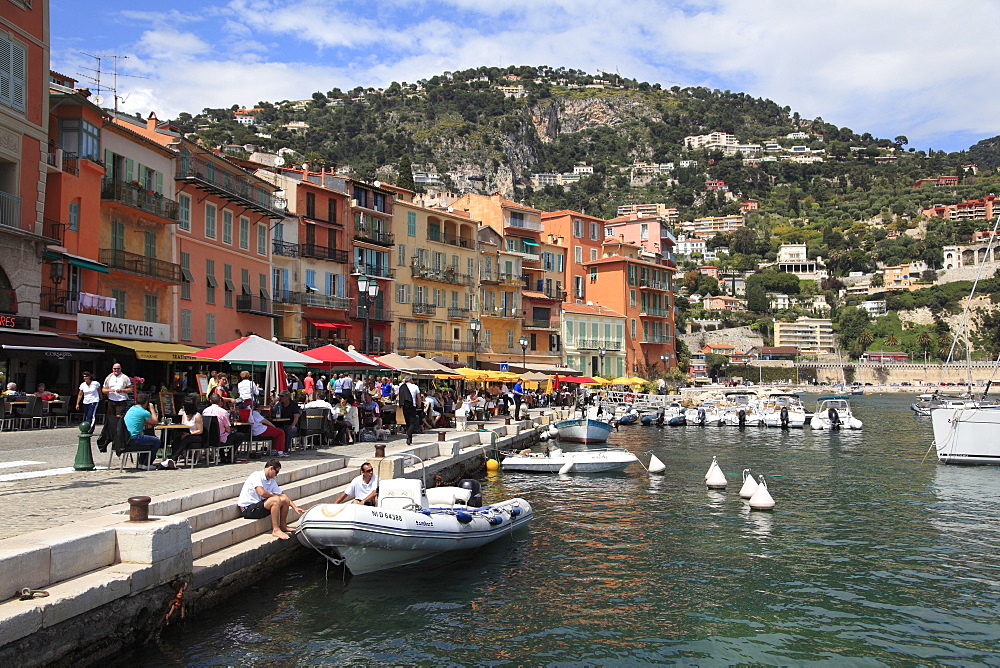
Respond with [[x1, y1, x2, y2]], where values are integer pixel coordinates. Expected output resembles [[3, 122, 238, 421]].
[[40, 287, 78, 314], [411, 264, 474, 286], [354, 305, 392, 321], [412, 303, 437, 316], [480, 272, 500, 284], [299, 292, 350, 310], [0, 191, 22, 231], [0, 287, 18, 314], [640, 306, 671, 317], [574, 339, 624, 351], [483, 307, 518, 318], [511, 250, 541, 263], [642, 335, 672, 344], [447, 307, 471, 319], [43, 218, 66, 245], [300, 243, 349, 263], [639, 277, 671, 291], [177, 154, 285, 217], [503, 216, 544, 232], [101, 177, 180, 221], [499, 272, 522, 284], [236, 294, 280, 318], [524, 319, 554, 329], [351, 264, 395, 279], [354, 223, 394, 246], [398, 337, 480, 353], [45, 148, 79, 176], [272, 240, 299, 257], [99, 248, 182, 283], [437, 232, 474, 248]]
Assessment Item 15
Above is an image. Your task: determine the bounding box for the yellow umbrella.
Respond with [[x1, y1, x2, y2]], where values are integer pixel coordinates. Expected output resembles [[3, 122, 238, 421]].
[[628, 376, 649, 384], [611, 376, 633, 385]]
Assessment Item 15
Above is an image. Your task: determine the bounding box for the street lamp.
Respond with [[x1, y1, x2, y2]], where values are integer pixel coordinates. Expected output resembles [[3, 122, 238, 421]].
[[519, 335, 529, 371], [357, 274, 380, 353], [599, 347, 606, 377], [470, 318, 481, 369], [660, 353, 669, 368]]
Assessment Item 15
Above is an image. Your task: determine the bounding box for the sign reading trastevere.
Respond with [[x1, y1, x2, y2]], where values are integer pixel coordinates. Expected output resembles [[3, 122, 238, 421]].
[[78, 313, 170, 342]]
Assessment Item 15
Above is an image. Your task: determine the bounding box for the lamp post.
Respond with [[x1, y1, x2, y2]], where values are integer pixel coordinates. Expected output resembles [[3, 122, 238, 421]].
[[660, 353, 669, 368], [357, 274, 380, 353], [519, 335, 529, 372], [599, 347, 606, 377], [470, 318, 481, 369]]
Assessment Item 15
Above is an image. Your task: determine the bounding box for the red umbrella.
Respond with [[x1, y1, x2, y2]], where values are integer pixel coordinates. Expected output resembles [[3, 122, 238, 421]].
[[187, 334, 316, 363], [563, 376, 599, 384], [303, 345, 387, 367]]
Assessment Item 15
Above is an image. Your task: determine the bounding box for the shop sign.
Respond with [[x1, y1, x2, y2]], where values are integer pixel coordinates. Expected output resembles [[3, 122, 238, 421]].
[[0, 315, 32, 330], [78, 313, 170, 342]]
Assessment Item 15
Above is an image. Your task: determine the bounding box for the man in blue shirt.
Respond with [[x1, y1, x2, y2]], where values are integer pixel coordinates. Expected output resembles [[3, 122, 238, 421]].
[[123, 392, 162, 470], [512, 380, 525, 421]]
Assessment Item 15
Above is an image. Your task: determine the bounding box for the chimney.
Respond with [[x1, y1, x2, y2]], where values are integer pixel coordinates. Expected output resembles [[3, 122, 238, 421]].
[[147, 112, 158, 131]]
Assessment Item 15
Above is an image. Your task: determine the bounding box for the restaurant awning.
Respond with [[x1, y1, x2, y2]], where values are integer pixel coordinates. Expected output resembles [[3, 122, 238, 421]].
[[42, 250, 110, 274], [0, 331, 104, 359], [92, 337, 215, 362], [305, 318, 343, 330]]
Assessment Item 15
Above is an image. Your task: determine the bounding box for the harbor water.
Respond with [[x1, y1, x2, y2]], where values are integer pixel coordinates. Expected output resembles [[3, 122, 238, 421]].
[[124, 394, 1000, 665]]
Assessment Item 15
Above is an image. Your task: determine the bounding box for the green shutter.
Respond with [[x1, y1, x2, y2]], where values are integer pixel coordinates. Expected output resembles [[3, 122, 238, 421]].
[[155, 171, 163, 194], [125, 158, 134, 183], [104, 149, 113, 177]]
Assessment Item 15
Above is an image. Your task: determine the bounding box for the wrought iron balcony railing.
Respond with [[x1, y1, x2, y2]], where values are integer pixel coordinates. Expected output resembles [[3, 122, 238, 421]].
[[412, 303, 437, 316], [40, 287, 78, 314], [351, 264, 395, 279], [640, 306, 671, 317], [447, 307, 471, 319], [411, 264, 474, 286], [272, 240, 299, 257], [573, 339, 623, 351], [101, 177, 180, 220], [523, 319, 554, 329], [300, 243, 348, 263], [353, 223, 394, 246], [42, 218, 65, 244], [354, 305, 392, 320], [99, 248, 182, 283], [299, 292, 350, 310], [236, 294, 279, 317], [177, 154, 285, 217]]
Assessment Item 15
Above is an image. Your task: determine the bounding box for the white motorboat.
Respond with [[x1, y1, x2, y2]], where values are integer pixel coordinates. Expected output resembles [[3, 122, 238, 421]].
[[931, 403, 1000, 464], [761, 393, 808, 428], [684, 401, 724, 426], [554, 407, 615, 443], [296, 477, 531, 575], [810, 395, 863, 430], [720, 391, 764, 427], [501, 446, 638, 473]]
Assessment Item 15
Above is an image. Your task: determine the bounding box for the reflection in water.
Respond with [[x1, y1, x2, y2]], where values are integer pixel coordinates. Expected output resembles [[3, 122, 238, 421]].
[[125, 395, 1000, 666]]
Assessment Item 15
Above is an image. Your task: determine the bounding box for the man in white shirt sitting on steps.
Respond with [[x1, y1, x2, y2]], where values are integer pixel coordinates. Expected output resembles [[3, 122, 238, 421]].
[[237, 459, 304, 540]]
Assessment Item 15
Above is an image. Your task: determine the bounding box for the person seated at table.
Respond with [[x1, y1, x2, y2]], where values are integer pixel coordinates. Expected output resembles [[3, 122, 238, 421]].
[[202, 393, 245, 462], [420, 392, 439, 430], [4, 382, 23, 397], [271, 390, 302, 450], [210, 374, 236, 408], [171, 396, 205, 463], [33, 383, 57, 400], [123, 393, 162, 470], [302, 390, 334, 411], [330, 398, 355, 444], [247, 406, 287, 456], [359, 393, 383, 429], [236, 370, 260, 409]]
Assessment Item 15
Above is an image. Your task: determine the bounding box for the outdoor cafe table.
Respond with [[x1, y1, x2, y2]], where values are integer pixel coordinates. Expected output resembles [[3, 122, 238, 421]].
[[153, 423, 192, 457]]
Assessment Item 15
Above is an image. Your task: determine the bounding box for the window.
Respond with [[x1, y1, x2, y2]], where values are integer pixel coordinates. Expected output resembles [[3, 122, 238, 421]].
[[180, 252, 191, 300], [111, 288, 126, 319], [566, 320, 575, 343], [574, 246, 582, 263], [398, 244, 406, 266], [572, 219, 584, 238], [396, 283, 410, 304], [58, 117, 100, 161], [467, 257, 474, 278], [306, 192, 316, 218], [328, 198, 338, 224], [542, 252, 554, 271], [223, 264, 234, 308], [407, 211, 417, 236], [555, 253, 564, 273], [428, 221, 440, 242], [573, 275, 584, 299], [0, 34, 26, 112], [589, 222, 600, 240], [178, 194, 191, 231], [631, 319, 636, 338], [640, 223, 648, 240], [590, 267, 598, 282], [590, 249, 598, 262], [143, 294, 158, 323], [206, 313, 216, 345], [222, 210, 233, 244], [257, 223, 267, 255], [111, 220, 125, 250], [241, 268, 251, 295], [239, 216, 250, 249], [605, 226, 614, 238], [180, 309, 191, 341], [143, 231, 157, 260], [630, 289, 636, 307], [59, 201, 78, 235], [205, 259, 216, 304], [204, 203, 217, 239]]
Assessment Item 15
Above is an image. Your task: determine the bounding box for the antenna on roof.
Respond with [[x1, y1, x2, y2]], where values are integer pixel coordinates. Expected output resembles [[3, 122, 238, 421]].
[[78, 52, 148, 116]]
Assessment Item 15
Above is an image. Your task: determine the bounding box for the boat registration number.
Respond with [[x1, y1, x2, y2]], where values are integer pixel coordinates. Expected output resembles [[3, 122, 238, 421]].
[[371, 510, 403, 522]]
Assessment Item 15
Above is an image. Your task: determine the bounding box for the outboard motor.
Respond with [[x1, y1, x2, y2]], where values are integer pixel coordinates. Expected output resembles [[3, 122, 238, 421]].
[[827, 407, 841, 431], [738, 408, 746, 427], [780, 405, 789, 429], [458, 479, 483, 508], [655, 408, 665, 427], [697, 407, 706, 426]]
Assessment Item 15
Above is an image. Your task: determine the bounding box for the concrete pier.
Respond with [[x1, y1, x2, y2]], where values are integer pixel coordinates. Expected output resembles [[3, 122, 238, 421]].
[[0, 410, 560, 666]]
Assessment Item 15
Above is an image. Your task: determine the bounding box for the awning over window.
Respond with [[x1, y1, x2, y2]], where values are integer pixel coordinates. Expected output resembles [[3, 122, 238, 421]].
[[91, 337, 214, 362], [42, 250, 110, 274], [521, 239, 540, 246], [305, 318, 342, 330], [0, 331, 104, 358]]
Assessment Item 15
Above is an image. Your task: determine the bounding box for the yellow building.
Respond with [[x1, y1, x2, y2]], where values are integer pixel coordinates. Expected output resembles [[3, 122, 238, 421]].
[[389, 188, 479, 365], [475, 225, 522, 368]]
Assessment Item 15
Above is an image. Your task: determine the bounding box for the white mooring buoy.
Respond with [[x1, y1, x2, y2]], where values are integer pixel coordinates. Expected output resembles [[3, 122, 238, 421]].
[[548, 425, 559, 438], [748, 475, 775, 510], [704, 455, 720, 480], [739, 468, 758, 499], [648, 453, 666, 474], [705, 457, 727, 489]]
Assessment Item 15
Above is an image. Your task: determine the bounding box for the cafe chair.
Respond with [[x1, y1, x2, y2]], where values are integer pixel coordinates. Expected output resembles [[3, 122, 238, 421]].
[[106, 416, 156, 471], [302, 408, 333, 447], [48, 395, 71, 428], [185, 415, 218, 467], [17, 396, 48, 430], [0, 397, 18, 432]]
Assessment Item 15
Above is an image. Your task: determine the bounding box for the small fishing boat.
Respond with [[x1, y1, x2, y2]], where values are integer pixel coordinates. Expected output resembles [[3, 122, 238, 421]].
[[616, 408, 641, 425], [810, 395, 863, 430], [296, 477, 531, 575], [761, 393, 808, 428], [501, 446, 638, 473], [555, 406, 615, 443]]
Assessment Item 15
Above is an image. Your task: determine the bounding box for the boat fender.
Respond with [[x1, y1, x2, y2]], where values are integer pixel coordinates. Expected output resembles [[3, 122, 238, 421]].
[[455, 511, 474, 524], [488, 515, 504, 526], [510, 507, 522, 517]]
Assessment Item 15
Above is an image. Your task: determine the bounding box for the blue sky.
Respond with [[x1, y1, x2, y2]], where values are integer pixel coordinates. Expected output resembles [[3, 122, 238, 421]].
[[50, 0, 1000, 153]]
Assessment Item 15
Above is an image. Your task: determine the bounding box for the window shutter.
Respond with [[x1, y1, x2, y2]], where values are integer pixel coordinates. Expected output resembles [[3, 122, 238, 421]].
[[125, 158, 134, 183], [104, 149, 113, 175], [155, 171, 163, 194]]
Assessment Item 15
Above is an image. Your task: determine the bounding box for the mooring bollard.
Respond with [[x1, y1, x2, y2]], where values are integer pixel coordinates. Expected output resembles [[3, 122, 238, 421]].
[[505, 417, 511, 426], [437, 431, 447, 442], [73, 421, 96, 471], [128, 496, 151, 522], [374, 443, 387, 458]]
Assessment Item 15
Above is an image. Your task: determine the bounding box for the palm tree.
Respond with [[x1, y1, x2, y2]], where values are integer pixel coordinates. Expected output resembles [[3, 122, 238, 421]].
[[916, 330, 932, 365], [857, 329, 874, 354], [884, 334, 899, 349]]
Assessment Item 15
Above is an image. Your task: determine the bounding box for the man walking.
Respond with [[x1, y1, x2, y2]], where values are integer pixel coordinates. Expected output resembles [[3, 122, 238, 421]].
[[512, 378, 525, 421], [103, 363, 132, 417], [398, 375, 422, 445], [237, 459, 303, 540]]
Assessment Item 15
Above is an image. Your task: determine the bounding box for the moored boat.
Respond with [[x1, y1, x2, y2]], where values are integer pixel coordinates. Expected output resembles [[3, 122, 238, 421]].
[[296, 478, 532, 575], [554, 411, 615, 443], [501, 446, 638, 473], [931, 403, 1000, 464], [810, 395, 863, 430], [761, 393, 808, 428]]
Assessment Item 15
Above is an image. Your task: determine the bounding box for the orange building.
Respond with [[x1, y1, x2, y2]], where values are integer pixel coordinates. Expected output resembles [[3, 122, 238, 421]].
[[582, 241, 676, 375], [343, 176, 395, 353], [540, 209, 606, 304]]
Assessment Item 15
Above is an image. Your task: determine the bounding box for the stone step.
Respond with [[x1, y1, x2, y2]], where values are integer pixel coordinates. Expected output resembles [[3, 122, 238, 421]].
[[190, 532, 297, 590]]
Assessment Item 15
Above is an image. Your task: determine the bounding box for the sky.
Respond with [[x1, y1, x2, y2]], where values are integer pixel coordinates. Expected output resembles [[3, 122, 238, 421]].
[[49, 0, 1000, 153]]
